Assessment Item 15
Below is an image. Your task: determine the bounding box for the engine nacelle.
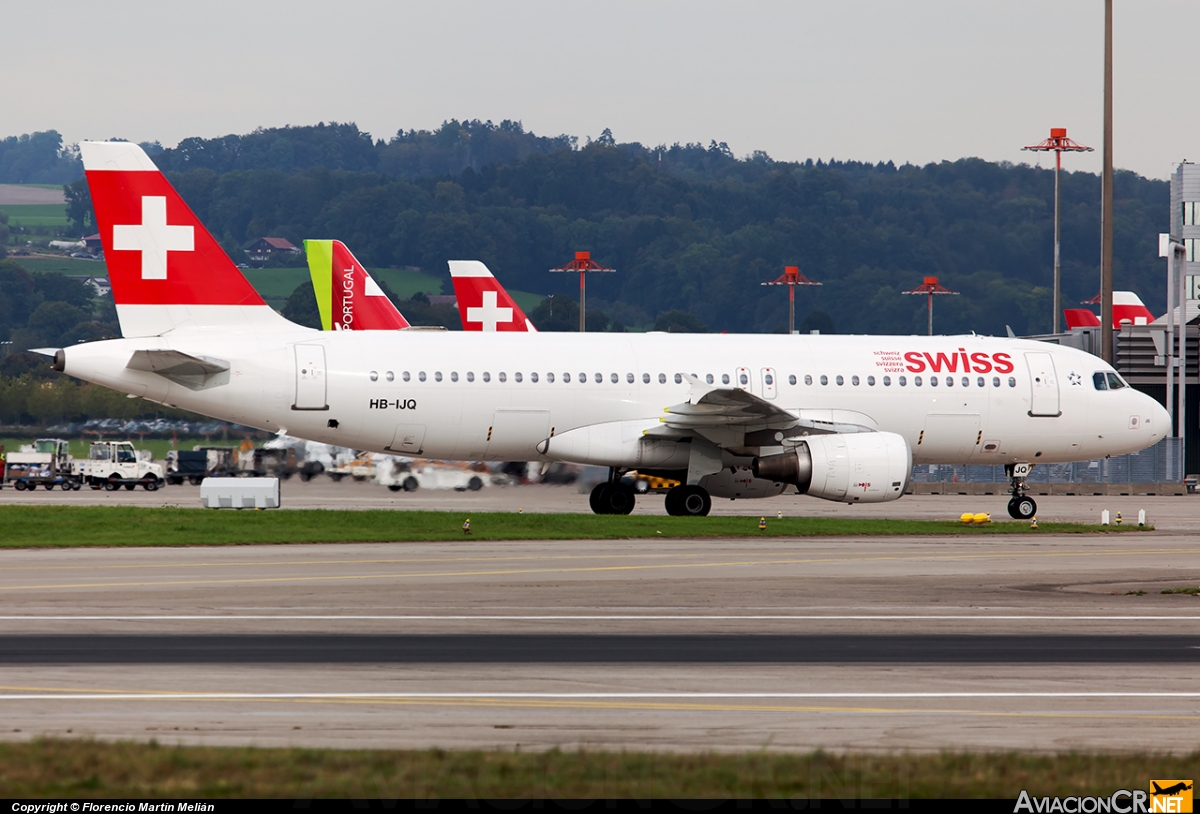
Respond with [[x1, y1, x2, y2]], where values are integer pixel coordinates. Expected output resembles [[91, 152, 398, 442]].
[[752, 432, 911, 504], [536, 420, 691, 469], [699, 467, 789, 500]]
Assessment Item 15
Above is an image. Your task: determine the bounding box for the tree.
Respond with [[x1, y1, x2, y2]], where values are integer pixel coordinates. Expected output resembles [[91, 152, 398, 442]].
[[63, 178, 94, 236], [282, 281, 322, 329], [654, 310, 707, 333], [800, 310, 835, 334]]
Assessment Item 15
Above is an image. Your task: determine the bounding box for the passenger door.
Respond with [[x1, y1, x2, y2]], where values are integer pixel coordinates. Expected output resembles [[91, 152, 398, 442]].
[[293, 344, 328, 411], [1025, 352, 1061, 417]]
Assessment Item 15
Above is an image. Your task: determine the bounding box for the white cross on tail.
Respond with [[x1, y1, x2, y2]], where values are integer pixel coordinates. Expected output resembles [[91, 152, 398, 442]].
[[112, 196, 194, 280], [466, 290, 513, 331]]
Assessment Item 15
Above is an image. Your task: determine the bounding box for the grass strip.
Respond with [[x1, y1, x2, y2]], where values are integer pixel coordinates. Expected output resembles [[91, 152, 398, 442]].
[[0, 505, 1148, 548], [0, 738, 1194, 798]]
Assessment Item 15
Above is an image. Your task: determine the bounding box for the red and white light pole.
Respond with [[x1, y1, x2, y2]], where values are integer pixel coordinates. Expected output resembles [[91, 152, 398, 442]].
[[761, 265, 820, 333], [1022, 127, 1093, 334], [903, 276, 958, 336], [549, 251, 615, 332]]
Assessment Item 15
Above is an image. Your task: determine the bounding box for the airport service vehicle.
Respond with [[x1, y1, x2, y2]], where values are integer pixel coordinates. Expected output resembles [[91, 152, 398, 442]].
[[326, 454, 375, 482], [237, 446, 325, 480], [2, 438, 82, 491], [51, 141, 1171, 518], [83, 441, 165, 491], [376, 458, 486, 492], [165, 449, 208, 485], [305, 239, 536, 333]]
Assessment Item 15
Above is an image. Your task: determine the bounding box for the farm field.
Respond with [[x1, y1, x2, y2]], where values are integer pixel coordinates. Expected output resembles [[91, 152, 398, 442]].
[[0, 203, 69, 228], [5, 256, 102, 275]]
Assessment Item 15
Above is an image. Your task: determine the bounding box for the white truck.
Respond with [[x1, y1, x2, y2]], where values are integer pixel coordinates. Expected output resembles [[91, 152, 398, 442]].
[[83, 441, 166, 491], [376, 457, 486, 493]]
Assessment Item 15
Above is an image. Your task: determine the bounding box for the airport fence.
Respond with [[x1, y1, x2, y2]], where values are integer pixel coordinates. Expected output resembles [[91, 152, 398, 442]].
[[910, 437, 1185, 484]]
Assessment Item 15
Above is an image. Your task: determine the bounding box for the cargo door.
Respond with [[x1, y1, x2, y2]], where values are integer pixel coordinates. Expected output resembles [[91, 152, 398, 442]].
[[919, 413, 981, 462], [386, 424, 426, 455], [293, 344, 328, 410], [485, 410, 551, 459], [760, 367, 777, 399], [1025, 351, 1061, 417]]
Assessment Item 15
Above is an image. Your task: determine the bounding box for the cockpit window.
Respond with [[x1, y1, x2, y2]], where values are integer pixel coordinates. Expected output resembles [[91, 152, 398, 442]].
[[1106, 372, 1126, 390], [1093, 372, 1108, 391]]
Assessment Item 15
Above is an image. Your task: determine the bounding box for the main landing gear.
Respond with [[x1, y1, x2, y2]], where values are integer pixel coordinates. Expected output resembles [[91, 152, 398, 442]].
[[1006, 462, 1036, 520], [589, 472, 636, 515], [664, 484, 712, 517]]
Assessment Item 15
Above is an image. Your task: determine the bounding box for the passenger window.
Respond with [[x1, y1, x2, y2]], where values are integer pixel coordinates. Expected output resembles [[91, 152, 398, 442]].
[[962, 377, 970, 388], [945, 377, 953, 387], [992, 376, 1000, 387], [642, 373, 650, 384], [929, 376, 937, 387], [914, 376, 922, 386], [975, 377, 983, 387], [723, 374, 731, 385], [706, 374, 714, 384], [403, 371, 411, 382], [386, 371, 394, 382], [674, 373, 682, 384], [596, 373, 603, 383], [788, 375, 796, 385], [482, 372, 490, 382], [450, 372, 459, 382], [499, 372, 507, 383], [883, 375, 891, 386], [580, 373, 587, 383], [899, 376, 907, 386], [805, 375, 813, 385], [1106, 373, 1125, 390], [659, 373, 667, 384], [867, 375, 875, 386], [418, 371, 426, 382], [1008, 377, 1016, 387], [467, 372, 475, 382], [836, 375, 844, 386], [765, 374, 774, 385], [434, 372, 443, 382], [369, 371, 378, 381], [608, 373, 616, 383], [850, 375, 859, 386], [1093, 372, 1108, 390], [627, 373, 634, 384], [514, 372, 523, 383], [531, 372, 539, 383], [547, 372, 554, 383], [739, 373, 749, 385], [820, 375, 828, 385], [563, 373, 570, 383]]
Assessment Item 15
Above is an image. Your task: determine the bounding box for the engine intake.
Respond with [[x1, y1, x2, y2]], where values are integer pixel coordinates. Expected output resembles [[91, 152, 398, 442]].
[[752, 432, 911, 504]]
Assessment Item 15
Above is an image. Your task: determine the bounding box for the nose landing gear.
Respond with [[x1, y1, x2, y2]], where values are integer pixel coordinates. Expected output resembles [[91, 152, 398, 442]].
[[1006, 462, 1036, 519]]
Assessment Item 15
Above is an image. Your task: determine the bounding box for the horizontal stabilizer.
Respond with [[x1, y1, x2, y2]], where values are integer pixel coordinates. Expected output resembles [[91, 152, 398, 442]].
[[126, 350, 230, 383]]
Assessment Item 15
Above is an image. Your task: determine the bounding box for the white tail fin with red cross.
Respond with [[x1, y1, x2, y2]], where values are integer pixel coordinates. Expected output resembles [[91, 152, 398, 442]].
[[449, 260, 537, 332], [81, 141, 291, 337]]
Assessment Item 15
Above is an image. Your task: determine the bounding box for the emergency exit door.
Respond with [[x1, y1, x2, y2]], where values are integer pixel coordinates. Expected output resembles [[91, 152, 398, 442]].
[[1024, 351, 1060, 417], [293, 344, 328, 410]]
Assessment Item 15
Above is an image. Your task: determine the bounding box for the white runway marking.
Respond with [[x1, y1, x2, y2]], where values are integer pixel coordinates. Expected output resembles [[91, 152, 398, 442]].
[[2, 692, 1200, 700], [1, 614, 1199, 621]]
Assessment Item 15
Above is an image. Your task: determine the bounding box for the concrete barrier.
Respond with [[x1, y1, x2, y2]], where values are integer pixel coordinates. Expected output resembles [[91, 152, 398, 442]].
[[200, 477, 281, 509]]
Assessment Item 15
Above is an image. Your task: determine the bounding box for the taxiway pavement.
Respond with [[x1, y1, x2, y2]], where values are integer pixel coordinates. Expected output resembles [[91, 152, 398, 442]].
[[1, 532, 1199, 752]]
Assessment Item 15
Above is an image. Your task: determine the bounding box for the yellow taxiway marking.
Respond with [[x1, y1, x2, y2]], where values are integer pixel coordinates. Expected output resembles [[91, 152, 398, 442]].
[[1, 546, 1199, 592]]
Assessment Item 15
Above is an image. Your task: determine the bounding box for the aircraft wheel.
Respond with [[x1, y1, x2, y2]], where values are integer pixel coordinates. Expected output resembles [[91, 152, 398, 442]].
[[665, 485, 711, 517], [589, 482, 611, 514], [594, 482, 635, 515], [1007, 496, 1036, 520]]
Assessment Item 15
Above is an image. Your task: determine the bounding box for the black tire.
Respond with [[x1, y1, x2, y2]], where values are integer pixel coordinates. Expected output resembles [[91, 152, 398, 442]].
[[665, 485, 711, 517], [606, 483, 636, 515], [387, 484, 402, 492], [299, 472, 312, 482], [188, 476, 203, 486], [402, 476, 419, 492], [142, 476, 159, 492], [14, 480, 26, 492], [329, 473, 344, 483], [467, 476, 483, 492], [1008, 496, 1037, 520], [43, 483, 55, 491], [124, 483, 136, 491], [590, 483, 610, 514]]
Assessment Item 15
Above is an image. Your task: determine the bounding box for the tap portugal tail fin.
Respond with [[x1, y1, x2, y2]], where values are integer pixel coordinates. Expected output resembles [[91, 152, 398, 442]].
[[305, 239, 410, 330]]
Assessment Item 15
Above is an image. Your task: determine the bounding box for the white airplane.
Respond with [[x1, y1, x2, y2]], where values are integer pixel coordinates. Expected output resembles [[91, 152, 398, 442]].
[[53, 141, 1169, 518]]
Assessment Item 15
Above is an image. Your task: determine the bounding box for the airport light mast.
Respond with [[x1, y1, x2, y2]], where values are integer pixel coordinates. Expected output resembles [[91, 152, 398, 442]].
[[762, 265, 820, 333], [549, 251, 614, 332], [1022, 127, 1093, 334], [904, 276, 958, 336]]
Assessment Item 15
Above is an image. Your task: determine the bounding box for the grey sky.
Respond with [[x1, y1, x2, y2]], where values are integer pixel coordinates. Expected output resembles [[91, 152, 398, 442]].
[[4, 1, 1192, 179]]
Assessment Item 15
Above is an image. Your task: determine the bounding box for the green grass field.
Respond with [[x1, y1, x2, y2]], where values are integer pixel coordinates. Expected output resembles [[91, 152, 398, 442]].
[[0, 739, 1194, 798], [0, 203, 70, 228], [8, 255, 105, 275], [0, 506, 1145, 548], [242, 266, 444, 303]]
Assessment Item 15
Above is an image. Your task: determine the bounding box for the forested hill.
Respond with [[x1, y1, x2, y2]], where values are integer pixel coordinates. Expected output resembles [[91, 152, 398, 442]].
[[5, 122, 1170, 335]]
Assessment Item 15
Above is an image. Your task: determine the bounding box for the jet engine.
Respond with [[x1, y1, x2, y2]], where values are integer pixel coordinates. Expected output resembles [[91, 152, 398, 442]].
[[751, 432, 911, 503]]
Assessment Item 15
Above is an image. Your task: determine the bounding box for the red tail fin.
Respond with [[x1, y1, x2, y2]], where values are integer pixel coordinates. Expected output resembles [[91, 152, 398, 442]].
[[448, 261, 536, 332], [306, 239, 410, 330]]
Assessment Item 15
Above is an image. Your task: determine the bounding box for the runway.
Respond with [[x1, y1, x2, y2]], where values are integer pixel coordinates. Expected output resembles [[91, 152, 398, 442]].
[[2, 532, 1200, 752]]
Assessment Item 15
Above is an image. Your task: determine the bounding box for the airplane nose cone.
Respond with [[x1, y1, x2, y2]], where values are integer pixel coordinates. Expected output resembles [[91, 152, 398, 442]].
[[1144, 396, 1171, 440]]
